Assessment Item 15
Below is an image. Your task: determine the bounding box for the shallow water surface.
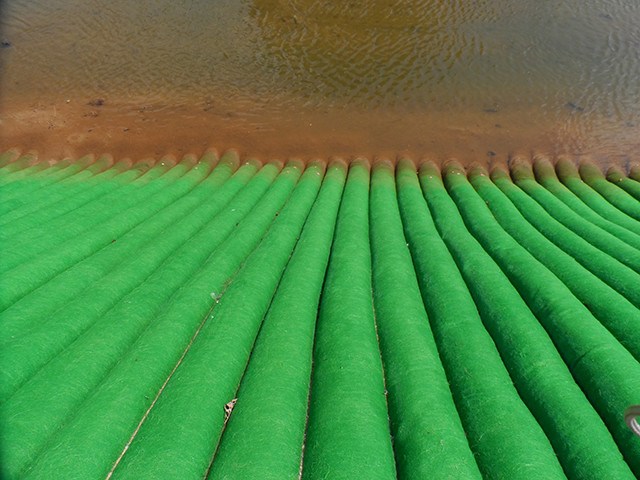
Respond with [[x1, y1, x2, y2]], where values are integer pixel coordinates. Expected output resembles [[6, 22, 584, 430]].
[[1, 0, 639, 165]]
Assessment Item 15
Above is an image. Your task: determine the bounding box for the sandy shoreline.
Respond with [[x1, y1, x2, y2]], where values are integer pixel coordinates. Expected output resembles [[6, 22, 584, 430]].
[[2, 95, 639, 170]]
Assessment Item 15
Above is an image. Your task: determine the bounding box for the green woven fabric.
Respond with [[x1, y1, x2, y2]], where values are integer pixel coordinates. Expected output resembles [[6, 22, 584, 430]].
[[302, 160, 397, 480], [444, 164, 640, 476], [469, 168, 640, 361], [398, 162, 565, 480], [371, 161, 481, 479], [555, 158, 640, 236], [419, 162, 634, 480], [0, 160, 279, 479], [210, 161, 346, 479]]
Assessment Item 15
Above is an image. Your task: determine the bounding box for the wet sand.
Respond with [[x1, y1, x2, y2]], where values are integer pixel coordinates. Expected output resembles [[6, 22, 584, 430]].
[[3, 95, 640, 170]]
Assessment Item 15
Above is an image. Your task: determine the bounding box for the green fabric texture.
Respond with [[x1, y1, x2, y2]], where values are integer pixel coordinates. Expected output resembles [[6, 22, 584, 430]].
[[443, 165, 640, 476], [468, 168, 640, 361], [111, 162, 322, 479], [0, 153, 246, 403], [607, 166, 640, 201], [0, 160, 150, 268], [302, 160, 397, 480], [555, 158, 640, 236], [580, 162, 640, 221], [0, 160, 278, 480], [210, 162, 346, 479], [418, 162, 633, 480], [371, 161, 481, 480], [532, 156, 640, 249], [0, 152, 37, 175], [0, 155, 143, 231], [398, 163, 565, 480], [19, 161, 299, 480], [511, 160, 640, 272], [0, 156, 120, 206], [490, 168, 640, 307], [0, 149, 20, 167], [0, 155, 206, 310], [0, 159, 55, 186], [0, 156, 165, 248]]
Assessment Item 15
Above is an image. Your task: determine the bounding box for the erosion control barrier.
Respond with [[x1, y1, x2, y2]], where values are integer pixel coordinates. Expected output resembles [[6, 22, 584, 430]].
[[2, 150, 640, 479]]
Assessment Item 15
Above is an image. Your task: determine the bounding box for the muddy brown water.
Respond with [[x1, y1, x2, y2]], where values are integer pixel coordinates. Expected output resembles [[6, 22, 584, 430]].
[[1, 0, 640, 168]]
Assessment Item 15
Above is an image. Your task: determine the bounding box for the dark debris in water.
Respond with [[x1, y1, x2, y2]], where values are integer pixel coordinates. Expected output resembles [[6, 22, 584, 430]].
[[1, 41, 12, 48], [87, 98, 105, 107], [567, 102, 584, 111]]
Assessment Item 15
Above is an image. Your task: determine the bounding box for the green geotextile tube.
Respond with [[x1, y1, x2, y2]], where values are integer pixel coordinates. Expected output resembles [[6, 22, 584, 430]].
[[490, 168, 640, 306], [532, 157, 640, 251], [0, 160, 152, 266], [19, 161, 300, 480], [370, 161, 481, 479], [0, 156, 121, 207], [0, 154, 108, 224], [555, 158, 640, 236], [580, 162, 640, 221], [607, 166, 640, 201], [442, 165, 640, 475], [468, 168, 640, 361], [0, 152, 36, 175], [302, 160, 397, 480], [418, 162, 634, 480], [0, 153, 232, 345], [0, 161, 49, 185], [0, 155, 205, 311], [111, 162, 323, 479], [0, 161, 279, 480], [0, 154, 165, 244], [0, 150, 20, 167], [0, 155, 116, 207], [397, 163, 564, 480], [510, 161, 640, 273], [0, 157, 158, 246], [0, 155, 245, 402], [209, 162, 346, 480]]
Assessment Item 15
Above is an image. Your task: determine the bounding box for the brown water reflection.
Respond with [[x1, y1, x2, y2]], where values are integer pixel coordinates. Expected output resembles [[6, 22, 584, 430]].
[[1, 0, 639, 167]]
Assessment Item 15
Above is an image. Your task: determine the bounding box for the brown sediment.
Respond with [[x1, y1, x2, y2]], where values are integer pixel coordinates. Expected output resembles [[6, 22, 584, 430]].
[[1, 95, 638, 170]]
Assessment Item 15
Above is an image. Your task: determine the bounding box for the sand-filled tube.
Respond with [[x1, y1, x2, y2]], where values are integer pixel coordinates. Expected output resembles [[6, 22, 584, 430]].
[[580, 162, 640, 222], [0, 154, 209, 311], [532, 156, 640, 251], [0, 159, 272, 479], [556, 158, 640, 236], [0, 155, 120, 207], [0, 159, 157, 269], [209, 161, 345, 479], [302, 160, 397, 480], [607, 165, 640, 201], [0, 154, 136, 230], [0, 152, 37, 175], [469, 167, 640, 361], [510, 159, 640, 274], [14, 161, 298, 480], [444, 165, 640, 476], [0, 150, 20, 168], [108, 161, 323, 479], [398, 162, 565, 479], [371, 160, 481, 479], [490, 167, 640, 307], [0, 153, 243, 403], [421, 162, 634, 480], [0, 156, 174, 266]]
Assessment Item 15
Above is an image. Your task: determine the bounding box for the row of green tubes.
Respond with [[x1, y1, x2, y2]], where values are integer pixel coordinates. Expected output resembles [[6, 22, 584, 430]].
[[1, 149, 640, 479]]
